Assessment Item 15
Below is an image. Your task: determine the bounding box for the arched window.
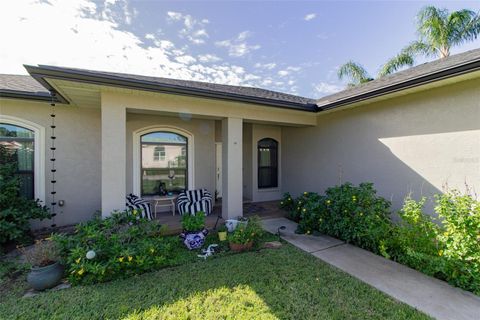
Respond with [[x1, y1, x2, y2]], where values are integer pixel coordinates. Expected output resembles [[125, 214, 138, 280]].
[[0, 117, 44, 202], [141, 131, 187, 196], [258, 138, 278, 189]]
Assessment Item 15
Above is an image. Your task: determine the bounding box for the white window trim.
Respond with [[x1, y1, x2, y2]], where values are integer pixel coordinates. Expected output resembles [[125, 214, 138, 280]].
[[133, 125, 194, 196], [0, 115, 45, 204]]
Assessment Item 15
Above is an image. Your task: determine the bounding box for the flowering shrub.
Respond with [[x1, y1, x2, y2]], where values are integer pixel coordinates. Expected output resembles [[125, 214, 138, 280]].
[[320, 183, 392, 253], [53, 210, 174, 285], [228, 216, 264, 245], [280, 193, 296, 219], [393, 192, 480, 294], [287, 183, 392, 253], [285, 183, 480, 294]]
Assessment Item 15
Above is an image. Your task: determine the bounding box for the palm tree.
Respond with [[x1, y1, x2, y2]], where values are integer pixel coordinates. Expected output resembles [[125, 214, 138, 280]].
[[337, 61, 373, 87], [379, 6, 480, 77]]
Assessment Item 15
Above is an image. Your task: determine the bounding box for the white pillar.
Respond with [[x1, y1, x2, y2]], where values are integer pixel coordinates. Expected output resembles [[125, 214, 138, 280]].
[[222, 117, 243, 219], [101, 97, 126, 217]]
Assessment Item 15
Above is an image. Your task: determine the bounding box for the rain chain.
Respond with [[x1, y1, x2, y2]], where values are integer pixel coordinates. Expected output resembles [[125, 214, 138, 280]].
[[50, 92, 57, 227]]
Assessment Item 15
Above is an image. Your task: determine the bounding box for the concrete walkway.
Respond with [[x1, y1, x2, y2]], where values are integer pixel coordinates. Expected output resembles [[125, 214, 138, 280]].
[[262, 217, 480, 320]]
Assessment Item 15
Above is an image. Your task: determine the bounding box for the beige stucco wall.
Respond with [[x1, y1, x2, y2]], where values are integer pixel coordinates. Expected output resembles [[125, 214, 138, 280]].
[[126, 113, 215, 197], [282, 78, 480, 212], [1, 99, 101, 227]]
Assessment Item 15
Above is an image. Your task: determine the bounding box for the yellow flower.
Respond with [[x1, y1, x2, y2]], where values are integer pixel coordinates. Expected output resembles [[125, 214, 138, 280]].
[[306, 230, 311, 234], [326, 200, 331, 205], [78, 268, 85, 276], [288, 198, 291, 201], [118, 257, 124, 262], [303, 208, 307, 212], [75, 258, 81, 264], [128, 256, 133, 262], [304, 192, 308, 195], [438, 250, 443, 256], [150, 248, 155, 254]]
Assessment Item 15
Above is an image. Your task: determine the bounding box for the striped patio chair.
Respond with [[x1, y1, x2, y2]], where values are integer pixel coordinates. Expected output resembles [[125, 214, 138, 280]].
[[176, 189, 213, 215], [126, 194, 153, 220]]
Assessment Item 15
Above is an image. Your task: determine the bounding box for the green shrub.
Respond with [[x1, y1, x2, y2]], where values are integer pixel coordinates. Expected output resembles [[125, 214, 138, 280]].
[[0, 146, 51, 246], [282, 191, 322, 227], [228, 216, 264, 246], [181, 211, 206, 232], [395, 191, 480, 294], [288, 183, 480, 294], [390, 197, 442, 274], [280, 193, 297, 219], [53, 211, 174, 285], [292, 183, 392, 254]]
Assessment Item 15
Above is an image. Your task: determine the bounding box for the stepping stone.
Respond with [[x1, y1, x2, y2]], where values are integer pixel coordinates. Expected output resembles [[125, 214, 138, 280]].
[[22, 282, 71, 298], [263, 241, 282, 249]]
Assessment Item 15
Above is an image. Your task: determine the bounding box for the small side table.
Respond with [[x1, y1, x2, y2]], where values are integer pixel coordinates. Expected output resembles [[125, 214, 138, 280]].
[[152, 195, 177, 217]]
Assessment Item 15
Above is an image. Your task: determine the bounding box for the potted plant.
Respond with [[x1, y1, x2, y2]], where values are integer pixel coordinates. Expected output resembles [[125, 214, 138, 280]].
[[228, 216, 263, 252], [180, 211, 208, 250], [19, 239, 64, 291], [217, 224, 227, 241]]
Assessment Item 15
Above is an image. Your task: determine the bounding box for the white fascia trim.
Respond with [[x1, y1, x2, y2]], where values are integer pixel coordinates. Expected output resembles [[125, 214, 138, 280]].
[[132, 125, 195, 196], [0, 115, 46, 204]]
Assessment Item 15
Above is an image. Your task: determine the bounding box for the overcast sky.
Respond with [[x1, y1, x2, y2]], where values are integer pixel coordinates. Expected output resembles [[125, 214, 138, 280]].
[[1, 0, 480, 98]]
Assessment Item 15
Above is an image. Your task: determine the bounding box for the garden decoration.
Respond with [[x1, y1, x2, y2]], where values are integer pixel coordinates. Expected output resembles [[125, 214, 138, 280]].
[[217, 225, 227, 241], [49, 92, 58, 227], [180, 211, 208, 250], [180, 229, 208, 250], [197, 244, 218, 260]]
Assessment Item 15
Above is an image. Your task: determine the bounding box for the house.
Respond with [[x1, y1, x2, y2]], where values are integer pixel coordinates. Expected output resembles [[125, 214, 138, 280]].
[[1, 48, 480, 228]]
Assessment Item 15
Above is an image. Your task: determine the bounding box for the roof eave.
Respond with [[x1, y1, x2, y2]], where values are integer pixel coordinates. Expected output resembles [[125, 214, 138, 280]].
[[317, 59, 480, 111], [0, 89, 62, 103], [24, 65, 318, 112]]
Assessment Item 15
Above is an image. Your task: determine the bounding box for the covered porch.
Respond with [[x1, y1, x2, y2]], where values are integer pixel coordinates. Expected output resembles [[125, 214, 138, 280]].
[[26, 69, 316, 225], [154, 200, 286, 234], [98, 89, 315, 222]]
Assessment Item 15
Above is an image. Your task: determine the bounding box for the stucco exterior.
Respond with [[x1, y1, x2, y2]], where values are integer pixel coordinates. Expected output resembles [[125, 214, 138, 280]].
[[1, 99, 101, 227], [2, 64, 480, 227], [282, 77, 480, 212]]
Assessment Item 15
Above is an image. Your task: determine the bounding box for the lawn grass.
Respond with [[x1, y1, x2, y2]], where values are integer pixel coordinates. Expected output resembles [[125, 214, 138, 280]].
[[0, 240, 430, 320]]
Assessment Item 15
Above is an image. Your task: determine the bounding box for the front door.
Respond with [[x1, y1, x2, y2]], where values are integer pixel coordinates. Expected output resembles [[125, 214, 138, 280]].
[[215, 142, 222, 198]]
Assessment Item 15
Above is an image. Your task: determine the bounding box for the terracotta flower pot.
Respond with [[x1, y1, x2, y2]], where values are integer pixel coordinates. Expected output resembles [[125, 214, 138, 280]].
[[229, 241, 253, 252]]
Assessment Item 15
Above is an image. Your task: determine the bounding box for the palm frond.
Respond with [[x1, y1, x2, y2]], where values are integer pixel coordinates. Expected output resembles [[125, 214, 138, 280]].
[[337, 61, 371, 86], [417, 6, 449, 57], [447, 9, 480, 48], [378, 52, 415, 77], [402, 40, 435, 58]]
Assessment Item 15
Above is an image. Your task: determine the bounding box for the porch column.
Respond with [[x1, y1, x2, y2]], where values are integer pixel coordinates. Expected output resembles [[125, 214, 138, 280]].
[[222, 117, 243, 219], [101, 97, 126, 217]]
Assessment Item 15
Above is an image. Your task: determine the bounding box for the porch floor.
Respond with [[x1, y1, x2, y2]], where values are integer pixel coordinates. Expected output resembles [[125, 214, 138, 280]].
[[155, 200, 286, 234]]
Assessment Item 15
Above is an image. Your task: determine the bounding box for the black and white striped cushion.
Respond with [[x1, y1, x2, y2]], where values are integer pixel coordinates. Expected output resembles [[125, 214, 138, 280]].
[[176, 189, 213, 216], [126, 194, 153, 220]]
